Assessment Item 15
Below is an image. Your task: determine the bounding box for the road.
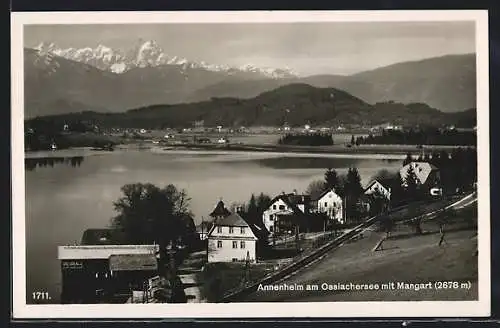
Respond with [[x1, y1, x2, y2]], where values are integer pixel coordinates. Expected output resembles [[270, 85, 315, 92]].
[[242, 193, 478, 302]]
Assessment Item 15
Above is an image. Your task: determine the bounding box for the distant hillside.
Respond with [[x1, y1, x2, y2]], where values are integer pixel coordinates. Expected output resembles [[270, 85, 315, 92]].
[[24, 48, 267, 118], [25, 84, 476, 129], [24, 49, 476, 118], [350, 54, 476, 112], [188, 54, 476, 112], [24, 48, 121, 118]]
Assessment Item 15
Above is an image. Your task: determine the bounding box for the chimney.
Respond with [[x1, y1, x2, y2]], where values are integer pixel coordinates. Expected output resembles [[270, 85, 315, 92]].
[[281, 191, 286, 195], [293, 189, 297, 195]]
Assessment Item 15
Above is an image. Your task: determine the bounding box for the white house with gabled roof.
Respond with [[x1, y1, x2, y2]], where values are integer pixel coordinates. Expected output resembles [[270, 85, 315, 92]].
[[313, 188, 344, 224], [262, 192, 310, 234], [207, 212, 258, 263]]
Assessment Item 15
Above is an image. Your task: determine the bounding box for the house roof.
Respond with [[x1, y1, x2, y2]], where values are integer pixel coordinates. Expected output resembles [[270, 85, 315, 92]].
[[313, 188, 340, 201], [209, 200, 231, 218], [364, 178, 393, 192], [108, 254, 158, 271], [287, 194, 311, 205], [249, 223, 269, 237], [269, 193, 306, 214], [400, 161, 439, 185], [81, 229, 125, 245], [207, 212, 260, 239], [214, 212, 249, 227]]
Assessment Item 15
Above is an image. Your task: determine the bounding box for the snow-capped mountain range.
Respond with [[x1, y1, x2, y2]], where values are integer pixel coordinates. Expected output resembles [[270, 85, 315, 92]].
[[34, 40, 297, 78]]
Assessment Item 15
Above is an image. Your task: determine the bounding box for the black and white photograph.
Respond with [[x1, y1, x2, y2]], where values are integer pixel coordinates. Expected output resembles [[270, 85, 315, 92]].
[[11, 10, 490, 318]]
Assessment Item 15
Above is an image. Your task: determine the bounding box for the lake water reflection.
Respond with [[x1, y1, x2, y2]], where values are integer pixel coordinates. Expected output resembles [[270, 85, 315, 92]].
[[24, 150, 402, 303]]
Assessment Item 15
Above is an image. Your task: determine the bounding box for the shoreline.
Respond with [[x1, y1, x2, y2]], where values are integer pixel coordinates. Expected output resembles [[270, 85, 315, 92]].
[[23, 142, 473, 159]]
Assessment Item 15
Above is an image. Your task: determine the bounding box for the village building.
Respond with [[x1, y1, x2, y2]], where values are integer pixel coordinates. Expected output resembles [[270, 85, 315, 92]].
[[207, 212, 258, 263], [209, 199, 231, 222], [399, 161, 441, 190], [363, 179, 392, 201], [312, 188, 345, 224], [262, 191, 328, 234], [262, 191, 311, 234], [57, 228, 159, 304], [196, 224, 209, 241]]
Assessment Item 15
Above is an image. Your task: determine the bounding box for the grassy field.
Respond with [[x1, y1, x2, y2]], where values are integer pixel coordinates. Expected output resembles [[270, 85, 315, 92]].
[[244, 204, 478, 302]]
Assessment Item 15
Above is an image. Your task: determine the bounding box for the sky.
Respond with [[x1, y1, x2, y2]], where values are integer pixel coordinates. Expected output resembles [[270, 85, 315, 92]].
[[24, 21, 475, 76]]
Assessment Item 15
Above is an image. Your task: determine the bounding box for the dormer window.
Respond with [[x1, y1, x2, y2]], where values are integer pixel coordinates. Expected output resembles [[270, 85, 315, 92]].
[[217, 226, 222, 233], [229, 227, 234, 234]]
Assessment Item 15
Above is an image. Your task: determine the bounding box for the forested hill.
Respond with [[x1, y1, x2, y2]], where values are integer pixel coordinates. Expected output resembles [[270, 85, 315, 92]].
[[26, 84, 476, 129]]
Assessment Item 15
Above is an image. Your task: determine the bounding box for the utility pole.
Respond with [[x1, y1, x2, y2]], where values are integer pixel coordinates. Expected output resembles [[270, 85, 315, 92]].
[[295, 224, 300, 253], [202, 216, 209, 262]]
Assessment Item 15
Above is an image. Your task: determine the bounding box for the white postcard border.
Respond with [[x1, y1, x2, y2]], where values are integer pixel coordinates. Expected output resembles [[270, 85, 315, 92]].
[[11, 10, 490, 319]]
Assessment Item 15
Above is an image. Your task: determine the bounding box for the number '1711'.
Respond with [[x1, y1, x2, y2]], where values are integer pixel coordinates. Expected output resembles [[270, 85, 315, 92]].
[[32, 291, 50, 300]]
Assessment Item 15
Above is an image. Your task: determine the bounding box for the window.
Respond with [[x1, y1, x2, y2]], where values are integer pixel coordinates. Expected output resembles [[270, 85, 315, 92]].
[[217, 226, 222, 233], [229, 227, 234, 234], [217, 240, 222, 248], [273, 205, 277, 210], [240, 227, 245, 234], [279, 205, 285, 210], [324, 202, 328, 207], [232, 258, 238, 262], [240, 241, 245, 249], [270, 214, 274, 221], [232, 241, 238, 248], [270, 225, 274, 232]]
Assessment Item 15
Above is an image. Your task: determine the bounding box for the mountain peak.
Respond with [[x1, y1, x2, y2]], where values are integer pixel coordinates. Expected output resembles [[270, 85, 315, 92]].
[[28, 40, 297, 79]]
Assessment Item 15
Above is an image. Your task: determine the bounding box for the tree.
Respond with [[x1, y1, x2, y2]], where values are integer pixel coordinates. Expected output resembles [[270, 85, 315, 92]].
[[344, 167, 364, 221], [403, 165, 420, 201], [345, 167, 363, 197], [111, 183, 192, 276], [255, 193, 271, 215], [403, 152, 414, 166], [335, 173, 347, 197], [370, 169, 394, 182], [306, 179, 326, 199], [246, 194, 259, 224], [324, 168, 339, 191]]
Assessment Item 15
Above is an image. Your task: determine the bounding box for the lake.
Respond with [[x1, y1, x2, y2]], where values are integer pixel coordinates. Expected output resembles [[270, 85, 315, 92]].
[[24, 148, 403, 303]]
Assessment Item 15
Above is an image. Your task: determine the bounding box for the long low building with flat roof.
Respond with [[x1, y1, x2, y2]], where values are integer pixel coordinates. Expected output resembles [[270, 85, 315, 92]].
[[57, 229, 160, 304]]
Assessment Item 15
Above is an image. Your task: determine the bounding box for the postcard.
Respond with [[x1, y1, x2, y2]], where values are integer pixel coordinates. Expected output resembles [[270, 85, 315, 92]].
[[11, 10, 490, 319]]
